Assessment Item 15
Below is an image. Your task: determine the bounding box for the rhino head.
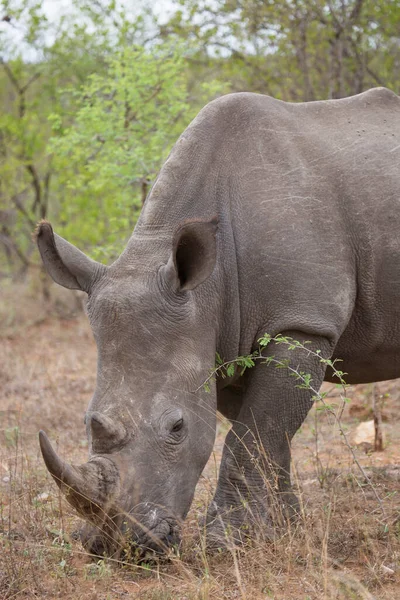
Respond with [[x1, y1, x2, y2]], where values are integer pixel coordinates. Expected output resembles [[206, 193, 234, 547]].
[[36, 218, 219, 557]]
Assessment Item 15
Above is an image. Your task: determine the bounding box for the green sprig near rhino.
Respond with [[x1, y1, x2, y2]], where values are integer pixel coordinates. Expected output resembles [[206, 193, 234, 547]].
[[36, 88, 400, 557]]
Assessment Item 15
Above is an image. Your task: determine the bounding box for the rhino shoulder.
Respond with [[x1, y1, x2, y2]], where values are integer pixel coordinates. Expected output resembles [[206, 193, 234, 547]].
[[192, 92, 286, 134], [355, 86, 399, 107]]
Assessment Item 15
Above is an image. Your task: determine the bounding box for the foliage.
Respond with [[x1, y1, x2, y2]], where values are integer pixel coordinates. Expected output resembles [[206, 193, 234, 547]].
[[1, 0, 399, 278], [49, 42, 224, 261], [0, 1, 224, 274], [210, 333, 387, 516], [0, 0, 123, 275], [164, 0, 400, 100]]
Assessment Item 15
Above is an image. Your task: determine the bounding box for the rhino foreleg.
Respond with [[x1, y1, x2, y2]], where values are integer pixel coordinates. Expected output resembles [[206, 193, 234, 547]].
[[207, 332, 334, 546]]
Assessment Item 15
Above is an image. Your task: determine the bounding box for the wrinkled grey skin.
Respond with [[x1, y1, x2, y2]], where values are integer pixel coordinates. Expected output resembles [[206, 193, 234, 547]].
[[37, 88, 400, 556]]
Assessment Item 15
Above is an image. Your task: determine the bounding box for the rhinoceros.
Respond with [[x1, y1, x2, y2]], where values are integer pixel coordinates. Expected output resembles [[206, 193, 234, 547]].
[[37, 87, 400, 556]]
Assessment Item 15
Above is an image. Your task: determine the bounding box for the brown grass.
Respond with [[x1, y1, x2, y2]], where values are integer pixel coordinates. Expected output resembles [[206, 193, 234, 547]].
[[0, 283, 399, 599]]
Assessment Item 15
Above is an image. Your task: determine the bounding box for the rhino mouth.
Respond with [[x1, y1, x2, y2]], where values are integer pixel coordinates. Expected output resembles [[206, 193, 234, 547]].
[[127, 518, 180, 556], [81, 514, 181, 559]]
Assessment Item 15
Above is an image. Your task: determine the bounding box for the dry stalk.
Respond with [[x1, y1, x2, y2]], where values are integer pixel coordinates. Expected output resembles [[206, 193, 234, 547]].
[[206, 335, 388, 522]]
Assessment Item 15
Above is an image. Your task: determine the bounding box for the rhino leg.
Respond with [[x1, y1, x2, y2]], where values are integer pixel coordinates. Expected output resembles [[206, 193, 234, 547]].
[[207, 332, 334, 547]]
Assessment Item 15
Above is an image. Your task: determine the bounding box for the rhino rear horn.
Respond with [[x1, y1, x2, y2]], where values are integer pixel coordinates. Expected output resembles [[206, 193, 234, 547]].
[[35, 221, 107, 292], [89, 412, 128, 453], [39, 431, 119, 520]]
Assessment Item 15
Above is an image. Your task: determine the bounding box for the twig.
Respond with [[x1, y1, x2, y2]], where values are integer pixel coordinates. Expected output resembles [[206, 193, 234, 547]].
[[372, 383, 384, 452], [200, 335, 388, 519]]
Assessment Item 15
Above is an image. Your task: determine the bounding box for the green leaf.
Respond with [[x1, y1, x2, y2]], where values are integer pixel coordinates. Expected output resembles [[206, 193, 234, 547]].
[[226, 363, 235, 377]]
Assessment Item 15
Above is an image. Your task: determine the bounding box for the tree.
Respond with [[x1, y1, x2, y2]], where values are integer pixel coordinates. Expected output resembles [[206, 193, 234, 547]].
[[0, 1, 224, 277], [48, 42, 224, 261], [2, 0, 399, 278], [0, 0, 110, 275], [0, 0, 154, 275], [163, 0, 400, 100]]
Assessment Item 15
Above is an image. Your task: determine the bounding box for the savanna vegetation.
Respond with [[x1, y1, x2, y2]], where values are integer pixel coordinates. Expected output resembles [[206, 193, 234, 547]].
[[1, 1, 400, 598]]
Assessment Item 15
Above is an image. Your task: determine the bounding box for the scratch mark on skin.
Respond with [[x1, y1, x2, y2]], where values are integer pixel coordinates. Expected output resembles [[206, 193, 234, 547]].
[[282, 140, 359, 177], [389, 144, 400, 153], [258, 128, 305, 136], [127, 408, 139, 429], [138, 320, 162, 347], [262, 254, 340, 270], [260, 195, 324, 206]]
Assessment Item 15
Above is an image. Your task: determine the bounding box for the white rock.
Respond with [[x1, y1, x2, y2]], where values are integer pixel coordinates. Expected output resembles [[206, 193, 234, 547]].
[[34, 492, 51, 503], [351, 420, 384, 447], [380, 564, 395, 575]]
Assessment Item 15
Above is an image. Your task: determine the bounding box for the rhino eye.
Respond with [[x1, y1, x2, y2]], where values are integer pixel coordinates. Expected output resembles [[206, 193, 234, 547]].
[[171, 419, 183, 433]]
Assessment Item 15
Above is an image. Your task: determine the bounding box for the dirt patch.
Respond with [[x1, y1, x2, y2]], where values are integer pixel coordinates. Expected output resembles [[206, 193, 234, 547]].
[[1, 314, 399, 599]]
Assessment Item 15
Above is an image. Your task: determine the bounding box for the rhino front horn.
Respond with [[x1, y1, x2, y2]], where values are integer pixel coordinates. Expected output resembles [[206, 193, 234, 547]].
[[39, 430, 119, 520]]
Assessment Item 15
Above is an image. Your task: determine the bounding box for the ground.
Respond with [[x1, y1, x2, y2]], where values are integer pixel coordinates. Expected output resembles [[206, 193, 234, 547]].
[[0, 285, 399, 599]]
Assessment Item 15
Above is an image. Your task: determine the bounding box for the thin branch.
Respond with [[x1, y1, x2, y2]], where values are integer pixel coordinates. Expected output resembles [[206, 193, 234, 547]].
[[21, 71, 41, 94], [365, 65, 387, 87], [0, 58, 20, 92], [1, 59, 41, 118], [10, 188, 36, 229], [124, 84, 162, 128], [199, 336, 388, 519], [0, 230, 30, 267], [372, 383, 384, 452], [27, 164, 42, 213], [349, 37, 387, 86], [42, 170, 51, 220], [326, 0, 344, 37], [349, 0, 364, 25], [278, 357, 387, 519]]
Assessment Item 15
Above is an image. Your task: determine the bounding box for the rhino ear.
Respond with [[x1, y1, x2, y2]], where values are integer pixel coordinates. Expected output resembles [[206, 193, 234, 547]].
[[35, 221, 106, 293], [164, 217, 218, 292]]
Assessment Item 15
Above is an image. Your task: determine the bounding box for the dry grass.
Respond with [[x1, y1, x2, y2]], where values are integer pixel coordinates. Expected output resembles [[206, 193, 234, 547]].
[[0, 283, 399, 599]]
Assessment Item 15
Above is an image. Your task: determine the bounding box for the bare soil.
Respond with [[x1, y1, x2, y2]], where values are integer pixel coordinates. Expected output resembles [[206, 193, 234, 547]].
[[1, 298, 399, 599]]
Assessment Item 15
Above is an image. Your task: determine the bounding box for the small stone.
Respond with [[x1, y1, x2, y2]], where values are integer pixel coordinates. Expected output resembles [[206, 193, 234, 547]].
[[351, 420, 385, 449], [2, 476, 10, 483], [380, 564, 395, 575], [34, 492, 51, 503]]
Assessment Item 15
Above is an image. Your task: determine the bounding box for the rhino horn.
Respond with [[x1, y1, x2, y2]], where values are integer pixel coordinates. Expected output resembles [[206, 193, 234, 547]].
[[39, 430, 119, 520]]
